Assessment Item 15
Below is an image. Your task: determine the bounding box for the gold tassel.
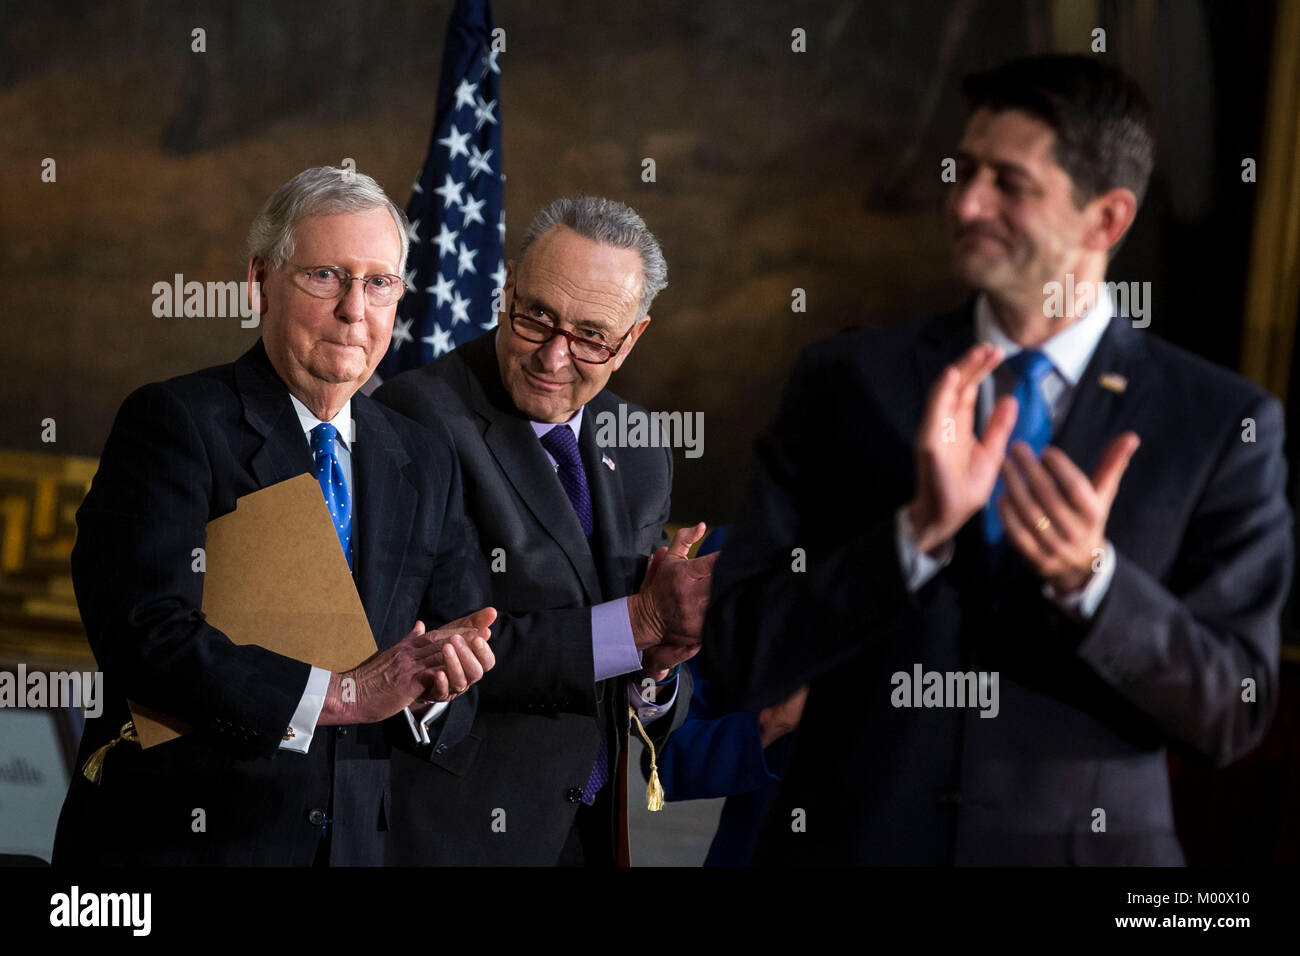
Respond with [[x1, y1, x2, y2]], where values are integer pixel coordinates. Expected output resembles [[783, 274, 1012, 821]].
[[80, 721, 139, 785], [628, 706, 665, 811]]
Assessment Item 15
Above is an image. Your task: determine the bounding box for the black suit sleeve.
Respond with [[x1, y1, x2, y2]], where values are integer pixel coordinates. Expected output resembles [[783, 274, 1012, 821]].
[[72, 383, 309, 758], [1074, 393, 1291, 766], [703, 346, 916, 712], [419, 427, 601, 714], [476, 609, 598, 713]]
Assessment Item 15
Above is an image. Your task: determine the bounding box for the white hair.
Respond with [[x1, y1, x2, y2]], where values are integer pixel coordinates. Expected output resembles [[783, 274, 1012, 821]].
[[246, 166, 410, 275], [519, 196, 667, 317]]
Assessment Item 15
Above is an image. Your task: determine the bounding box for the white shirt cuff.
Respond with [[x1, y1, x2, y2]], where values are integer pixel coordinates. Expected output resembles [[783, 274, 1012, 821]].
[[628, 674, 677, 724], [278, 665, 331, 754], [895, 505, 954, 592], [1042, 541, 1116, 620]]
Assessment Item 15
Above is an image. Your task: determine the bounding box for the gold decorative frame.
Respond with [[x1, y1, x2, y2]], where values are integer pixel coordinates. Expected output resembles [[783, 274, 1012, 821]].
[[1240, 0, 1300, 401], [0, 451, 97, 669]]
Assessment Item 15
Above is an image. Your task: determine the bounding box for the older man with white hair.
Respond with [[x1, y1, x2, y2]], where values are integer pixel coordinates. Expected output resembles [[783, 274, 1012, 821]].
[[54, 166, 497, 867], [377, 196, 712, 866]]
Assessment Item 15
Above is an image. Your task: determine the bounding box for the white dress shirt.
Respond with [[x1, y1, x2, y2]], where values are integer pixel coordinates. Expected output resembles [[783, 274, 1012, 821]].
[[278, 395, 444, 752], [278, 395, 356, 753]]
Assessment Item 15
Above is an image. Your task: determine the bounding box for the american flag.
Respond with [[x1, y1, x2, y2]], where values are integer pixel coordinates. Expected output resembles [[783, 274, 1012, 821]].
[[379, 0, 504, 376]]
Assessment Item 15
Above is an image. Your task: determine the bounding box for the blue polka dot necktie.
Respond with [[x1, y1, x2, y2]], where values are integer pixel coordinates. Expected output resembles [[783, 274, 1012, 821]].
[[310, 422, 353, 571], [984, 348, 1054, 546], [539, 424, 606, 802]]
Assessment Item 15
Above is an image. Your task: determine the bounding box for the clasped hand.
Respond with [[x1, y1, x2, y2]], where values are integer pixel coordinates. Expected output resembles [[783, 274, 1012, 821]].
[[629, 522, 717, 680], [320, 607, 497, 725], [910, 343, 1139, 591]]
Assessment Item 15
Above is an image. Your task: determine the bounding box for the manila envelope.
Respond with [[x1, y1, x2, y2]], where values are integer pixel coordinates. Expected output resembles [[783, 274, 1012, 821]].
[[128, 472, 377, 748]]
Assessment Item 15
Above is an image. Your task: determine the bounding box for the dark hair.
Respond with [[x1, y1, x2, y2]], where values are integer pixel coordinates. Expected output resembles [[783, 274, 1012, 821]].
[[961, 55, 1156, 209]]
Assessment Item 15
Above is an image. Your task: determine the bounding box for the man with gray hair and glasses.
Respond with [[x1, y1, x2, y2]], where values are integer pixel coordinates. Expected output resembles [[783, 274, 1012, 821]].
[[376, 196, 712, 866], [54, 166, 497, 866]]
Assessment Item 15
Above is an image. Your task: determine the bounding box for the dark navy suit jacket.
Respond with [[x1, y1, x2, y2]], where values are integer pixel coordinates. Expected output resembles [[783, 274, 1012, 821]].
[[54, 340, 488, 866], [704, 303, 1292, 865], [375, 330, 690, 865]]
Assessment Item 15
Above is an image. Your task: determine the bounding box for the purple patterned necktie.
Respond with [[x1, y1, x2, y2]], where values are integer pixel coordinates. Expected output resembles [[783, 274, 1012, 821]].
[[539, 424, 606, 801], [539, 424, 593, 539]]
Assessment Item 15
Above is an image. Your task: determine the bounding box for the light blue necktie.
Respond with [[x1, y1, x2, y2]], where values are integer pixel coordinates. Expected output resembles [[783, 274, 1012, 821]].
[[984, 348, 1054, 546], [310, 422, 353, 570]]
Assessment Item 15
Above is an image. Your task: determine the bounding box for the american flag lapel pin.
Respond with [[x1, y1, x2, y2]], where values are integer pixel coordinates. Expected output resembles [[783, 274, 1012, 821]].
[[602, 453, 616, 471], [1098, 372, 1128, 394]]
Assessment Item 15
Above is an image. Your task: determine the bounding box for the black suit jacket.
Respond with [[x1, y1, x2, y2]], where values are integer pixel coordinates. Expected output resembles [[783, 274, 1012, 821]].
[[704, 303, 1292, 865], [375, 330, 690, 865], [53, 339, 487, 866]]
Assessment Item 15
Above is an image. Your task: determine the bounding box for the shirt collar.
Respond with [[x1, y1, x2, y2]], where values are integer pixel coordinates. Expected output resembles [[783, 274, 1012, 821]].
[[288, 393, 354, 448], [529, 406, 584, 442], [974, 283, 1114, 386]]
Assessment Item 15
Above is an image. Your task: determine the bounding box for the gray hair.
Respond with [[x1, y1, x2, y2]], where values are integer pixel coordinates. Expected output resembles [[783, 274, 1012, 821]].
[[246, 166, 410, 276], [518, 197, 667, 317]]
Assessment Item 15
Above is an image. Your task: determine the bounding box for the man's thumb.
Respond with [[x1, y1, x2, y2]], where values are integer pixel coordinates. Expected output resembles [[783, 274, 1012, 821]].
[[668, 522, 707, 559]]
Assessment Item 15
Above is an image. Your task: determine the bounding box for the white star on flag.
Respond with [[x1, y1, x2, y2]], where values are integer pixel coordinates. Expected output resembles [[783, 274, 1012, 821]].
[[456, 241, 478, 276], [437, 124, 471, 161], [498, 210, 506, 242], [423, 323, 455, 356], [453, 79, 477, 110], [490, 260, 507, 290], [449, 290, 472, 325], [433, 223, 459, 258], [460, 194, 486, 226], [473, 94, 498, 130], [480, 49, 500, 77], [434, 174, 465, 210], [406, 218, 421, 244], [425, 272, 455, 306], [390, 316, 414, 350], [467, 145, 493, 179]]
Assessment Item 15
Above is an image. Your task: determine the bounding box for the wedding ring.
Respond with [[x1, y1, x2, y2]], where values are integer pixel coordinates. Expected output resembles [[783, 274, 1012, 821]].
[[1034, 515, 1052, 533]]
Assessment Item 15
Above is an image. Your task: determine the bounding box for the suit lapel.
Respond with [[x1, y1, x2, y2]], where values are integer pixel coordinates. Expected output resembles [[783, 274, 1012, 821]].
[[234, 340, 314, 488], [350, 396, 417, 646], [483, 416, 603, 602], [460, 334, 604, 604], [1052, 314, 1151, 478]]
